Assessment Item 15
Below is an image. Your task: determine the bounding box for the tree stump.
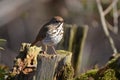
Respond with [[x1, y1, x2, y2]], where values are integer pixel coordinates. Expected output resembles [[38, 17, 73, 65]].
[[8, 43, 74, 80], [36, 50, 74, 80]]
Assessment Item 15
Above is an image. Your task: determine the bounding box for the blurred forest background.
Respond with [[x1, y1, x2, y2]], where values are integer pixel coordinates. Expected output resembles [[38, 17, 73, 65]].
[[0, 0, 120, 75]]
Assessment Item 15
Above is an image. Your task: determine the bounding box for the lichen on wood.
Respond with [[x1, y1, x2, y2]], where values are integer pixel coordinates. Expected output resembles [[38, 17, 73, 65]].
[[7, 43, 41, 80], [7, 43, 74, 80]]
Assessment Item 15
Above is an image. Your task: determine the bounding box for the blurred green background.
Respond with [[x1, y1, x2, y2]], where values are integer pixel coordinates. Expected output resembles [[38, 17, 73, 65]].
[[0, 0, 120, 75]]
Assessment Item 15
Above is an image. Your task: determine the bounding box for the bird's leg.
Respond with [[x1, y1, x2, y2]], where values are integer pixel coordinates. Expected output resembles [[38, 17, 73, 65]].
[[44, 45, 48, 53], [41, 42, 47, 54], [51, 46, 57, 54]]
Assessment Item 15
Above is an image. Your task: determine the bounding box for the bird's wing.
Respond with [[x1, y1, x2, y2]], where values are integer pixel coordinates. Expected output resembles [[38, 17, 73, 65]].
[[35, 23, 49, 41]]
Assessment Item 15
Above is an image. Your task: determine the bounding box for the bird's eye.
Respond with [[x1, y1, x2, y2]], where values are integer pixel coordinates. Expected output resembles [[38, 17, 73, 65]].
[[55, 20, 59, 23]]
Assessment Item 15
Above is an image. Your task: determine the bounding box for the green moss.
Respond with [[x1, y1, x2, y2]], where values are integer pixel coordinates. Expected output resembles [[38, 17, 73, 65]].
[[61, 64, 74, 80], [75, 69, 98, 80], [0, 65, 9, 80], [74, 68, 119, 80], [99, 69, 118, 80], [106, 55, 120, 79]]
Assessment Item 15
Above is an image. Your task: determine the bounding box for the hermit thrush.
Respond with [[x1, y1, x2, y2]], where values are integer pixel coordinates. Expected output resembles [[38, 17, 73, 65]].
[[31, 16, 64, 54]]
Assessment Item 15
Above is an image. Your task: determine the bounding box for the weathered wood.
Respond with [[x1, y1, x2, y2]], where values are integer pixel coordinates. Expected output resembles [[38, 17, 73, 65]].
[[7, 43, 74, 80], [36, 50, 74, 80]]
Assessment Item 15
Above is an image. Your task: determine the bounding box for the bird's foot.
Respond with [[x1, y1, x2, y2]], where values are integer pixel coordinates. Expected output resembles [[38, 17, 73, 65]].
[[40, 51, 47, 54], [51, 54, 57, 58], [53, 49, 58, 55]]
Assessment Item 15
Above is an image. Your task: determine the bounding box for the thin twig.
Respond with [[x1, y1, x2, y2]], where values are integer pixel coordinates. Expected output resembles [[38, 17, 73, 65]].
[[105, 20, 118, 34], [106, 20, 113, 32], [96, 0, 118, 55], [104, 0, 118, 16], [105, 20, 119, 34]]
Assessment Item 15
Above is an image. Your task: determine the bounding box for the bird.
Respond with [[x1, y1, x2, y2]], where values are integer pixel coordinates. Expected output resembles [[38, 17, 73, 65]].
[[31, 16, 64, 54]]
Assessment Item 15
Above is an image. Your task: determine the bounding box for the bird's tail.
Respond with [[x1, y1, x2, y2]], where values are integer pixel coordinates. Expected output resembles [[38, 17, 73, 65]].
[[31, 40, 38, 46]]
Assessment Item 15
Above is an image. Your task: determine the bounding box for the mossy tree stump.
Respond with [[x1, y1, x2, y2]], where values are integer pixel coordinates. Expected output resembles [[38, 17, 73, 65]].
[[74, 54, 120, 80], [8, 43, 74, 80], [36, 50, 74, 80]]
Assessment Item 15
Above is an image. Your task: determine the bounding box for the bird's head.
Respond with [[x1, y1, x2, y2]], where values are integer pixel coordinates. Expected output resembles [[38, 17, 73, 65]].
[[51, 16, 64, 23]]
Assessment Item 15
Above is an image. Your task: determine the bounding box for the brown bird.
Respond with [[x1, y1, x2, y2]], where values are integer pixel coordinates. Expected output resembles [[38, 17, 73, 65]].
[[31, 16, 64, 54]]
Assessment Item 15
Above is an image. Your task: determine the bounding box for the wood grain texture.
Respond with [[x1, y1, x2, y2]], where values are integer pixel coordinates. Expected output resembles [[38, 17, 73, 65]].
[[36, 50, 74, 80]]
